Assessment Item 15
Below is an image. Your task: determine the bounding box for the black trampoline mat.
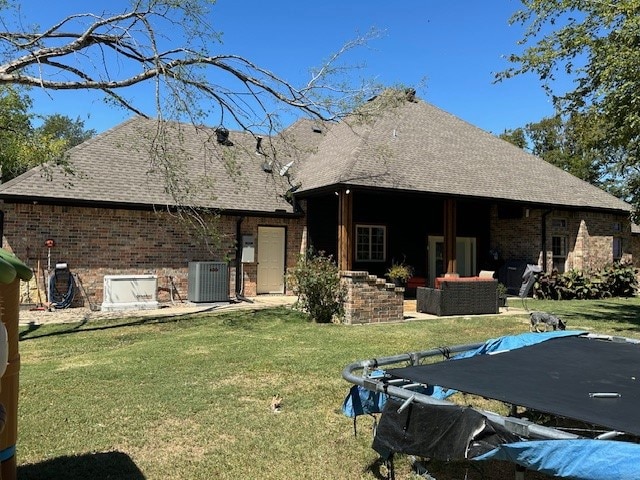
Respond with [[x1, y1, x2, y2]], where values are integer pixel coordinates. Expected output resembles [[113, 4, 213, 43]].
[[387, 336, 640, 436]]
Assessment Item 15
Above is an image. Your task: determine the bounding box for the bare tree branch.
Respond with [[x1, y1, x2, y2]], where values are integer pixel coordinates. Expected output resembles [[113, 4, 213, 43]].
[[0, 2, 380, 128]]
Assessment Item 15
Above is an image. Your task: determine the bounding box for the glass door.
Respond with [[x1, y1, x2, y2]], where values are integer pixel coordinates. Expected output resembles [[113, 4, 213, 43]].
[[428, 236, 477, 286]]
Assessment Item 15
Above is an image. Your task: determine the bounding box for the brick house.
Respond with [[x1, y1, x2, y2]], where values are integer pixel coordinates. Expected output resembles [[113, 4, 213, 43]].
[[0, 90, 633, 308], [295, 90, 633, 293]]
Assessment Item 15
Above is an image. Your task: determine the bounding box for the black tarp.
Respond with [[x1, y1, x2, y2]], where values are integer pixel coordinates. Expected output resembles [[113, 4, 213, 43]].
[[519, 264, 542, 298], [387, 336, 640, 437], [372, 398, 520, 461]]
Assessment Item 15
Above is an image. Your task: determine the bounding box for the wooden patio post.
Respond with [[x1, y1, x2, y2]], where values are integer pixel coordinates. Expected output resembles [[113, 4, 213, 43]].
[[444, 199, 457, 276], [337, 189, 353, 271]]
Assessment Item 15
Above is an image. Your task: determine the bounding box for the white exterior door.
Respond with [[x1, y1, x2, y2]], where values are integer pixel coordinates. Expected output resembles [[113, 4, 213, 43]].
[[257, 226, 286, 294]]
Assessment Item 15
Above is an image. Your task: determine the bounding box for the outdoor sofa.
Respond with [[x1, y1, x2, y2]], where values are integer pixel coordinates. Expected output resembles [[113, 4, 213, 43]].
[[416, 277, 499, 316]]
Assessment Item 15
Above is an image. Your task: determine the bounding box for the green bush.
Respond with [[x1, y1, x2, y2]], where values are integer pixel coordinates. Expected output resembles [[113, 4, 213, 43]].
[[601, 262, 638, 297], [287, 250, 346, 323], [533, 261, 638, 300]]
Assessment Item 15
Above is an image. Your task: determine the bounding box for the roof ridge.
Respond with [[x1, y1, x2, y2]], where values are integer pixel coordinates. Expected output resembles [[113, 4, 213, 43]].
[[324, 111, 388, 183], [342, 123, 376, 180], [66, 116, 141, 154], [338, 97, 417, 181]]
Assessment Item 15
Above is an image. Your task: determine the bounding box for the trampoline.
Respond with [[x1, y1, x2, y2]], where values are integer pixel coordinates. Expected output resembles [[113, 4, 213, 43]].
[[342, 331, 640, 479]]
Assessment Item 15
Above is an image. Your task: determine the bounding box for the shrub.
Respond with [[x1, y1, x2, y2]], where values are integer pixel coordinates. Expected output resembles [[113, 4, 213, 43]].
[[287, 250, 346, 323], [533, 262, 638, 300], [601, 261, 638, 297]]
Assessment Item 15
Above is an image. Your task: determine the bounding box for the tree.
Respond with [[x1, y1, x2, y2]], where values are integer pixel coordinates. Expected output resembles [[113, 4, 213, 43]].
[[36, 114, 96, 150], [499, 127, 527, 150], [499, 0, 640, 215], [500, 112, 606, 186], [0, 85, 95, 182], [0, 84, 32, 181]]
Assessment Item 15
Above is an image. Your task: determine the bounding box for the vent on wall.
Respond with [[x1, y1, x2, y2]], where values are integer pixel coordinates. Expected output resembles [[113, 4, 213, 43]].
[[188, 262, 229, 302]]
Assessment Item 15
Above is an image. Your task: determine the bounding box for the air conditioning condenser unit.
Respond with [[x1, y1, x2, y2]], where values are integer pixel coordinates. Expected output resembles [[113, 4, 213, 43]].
[[188, 262, 229, 302]]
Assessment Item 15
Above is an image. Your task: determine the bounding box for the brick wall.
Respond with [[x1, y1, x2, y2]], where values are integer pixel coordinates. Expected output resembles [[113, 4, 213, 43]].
[[490, 206, 632, 272], [3, 199, 632, 309], [1, 202, 305, 306], [341, 271, 404, 324]]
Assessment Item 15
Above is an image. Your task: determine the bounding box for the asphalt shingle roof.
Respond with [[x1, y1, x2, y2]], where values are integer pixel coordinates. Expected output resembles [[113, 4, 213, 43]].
[[294, 93, 631, 213], [0, 93, 630, 215], [0, 117, 322, 214]]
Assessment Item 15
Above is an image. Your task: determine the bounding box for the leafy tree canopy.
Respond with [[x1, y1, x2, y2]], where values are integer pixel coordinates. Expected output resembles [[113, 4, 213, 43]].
[[500, 111, 607, 186], [499, 0, 640, 216], [37, 114, 96, 150], [0, 85, 95, 182]]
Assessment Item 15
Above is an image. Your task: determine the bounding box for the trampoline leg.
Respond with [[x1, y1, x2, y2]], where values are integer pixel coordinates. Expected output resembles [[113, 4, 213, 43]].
[[515, 464, 526, 480], [384, 454, 395, 480]]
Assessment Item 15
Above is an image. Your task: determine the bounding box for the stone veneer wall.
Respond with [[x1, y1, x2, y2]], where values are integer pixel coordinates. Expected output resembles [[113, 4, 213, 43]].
[[490, 206, 632, 272], [341, 271, 404, 325], [1, 202, 306, 306]]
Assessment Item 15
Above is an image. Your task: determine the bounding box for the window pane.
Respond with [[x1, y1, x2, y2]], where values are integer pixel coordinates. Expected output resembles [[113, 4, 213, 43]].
[[356, 227, 368, 261], [613, 237, 622, 260], [355, 225, 385, 262], [371, 227, 385, 260], [552, 236, 566, 256], [552, 218, 567, 229], [552, 236, 567, 273]]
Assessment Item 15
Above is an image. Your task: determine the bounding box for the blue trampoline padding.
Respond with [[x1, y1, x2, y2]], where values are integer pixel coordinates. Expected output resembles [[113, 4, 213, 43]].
[[454, 330, 587, 359], [476, 440, 640, 480], [430, 330, 586, 399], [0, 445, 15, 462]]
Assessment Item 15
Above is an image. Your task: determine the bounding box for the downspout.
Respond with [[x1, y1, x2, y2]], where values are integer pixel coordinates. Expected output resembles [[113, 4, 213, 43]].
[[541, 210, 553, 272], [235, 216, 253, 303]]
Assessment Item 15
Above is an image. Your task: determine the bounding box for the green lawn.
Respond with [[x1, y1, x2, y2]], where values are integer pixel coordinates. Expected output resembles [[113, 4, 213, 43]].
[[16, 297, 640, 479]]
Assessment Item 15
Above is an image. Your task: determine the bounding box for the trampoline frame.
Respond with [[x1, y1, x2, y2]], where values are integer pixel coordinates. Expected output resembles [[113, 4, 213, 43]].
[[342, 332, 640, 443]]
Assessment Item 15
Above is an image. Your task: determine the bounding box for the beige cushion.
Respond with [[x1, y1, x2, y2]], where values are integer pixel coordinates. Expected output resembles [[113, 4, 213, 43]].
[[478, 270, 495, 278]]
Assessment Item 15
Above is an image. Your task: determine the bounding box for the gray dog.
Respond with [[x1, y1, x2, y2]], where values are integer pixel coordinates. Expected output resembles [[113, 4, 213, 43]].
[[529, 311, 566, 332]]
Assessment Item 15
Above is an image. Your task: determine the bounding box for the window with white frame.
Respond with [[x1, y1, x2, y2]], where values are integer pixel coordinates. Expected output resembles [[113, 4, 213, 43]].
[[356, 225, 386, 262], [551, 235, 567, 273], [613, 237, 623, 261]]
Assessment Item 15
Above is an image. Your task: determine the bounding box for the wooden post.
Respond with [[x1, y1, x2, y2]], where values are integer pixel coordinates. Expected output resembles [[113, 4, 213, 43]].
[[337, 189, 353, 271], [444, 199, 457, 276]]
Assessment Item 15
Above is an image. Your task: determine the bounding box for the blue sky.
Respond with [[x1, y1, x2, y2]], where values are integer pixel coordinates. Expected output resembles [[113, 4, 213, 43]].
[[19, 1, 563, 135]]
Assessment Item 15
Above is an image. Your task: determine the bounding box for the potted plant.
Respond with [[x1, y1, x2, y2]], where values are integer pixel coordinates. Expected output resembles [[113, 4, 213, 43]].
[[497, 282, 508, 307], [386, 262, 413, 287]]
